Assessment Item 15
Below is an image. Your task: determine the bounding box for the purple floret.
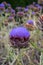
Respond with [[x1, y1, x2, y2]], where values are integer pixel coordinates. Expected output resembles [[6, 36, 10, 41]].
[[38, 6, 42, 9], [35, 4, 39, 7], [7, 3, 11, 7], [17, 11, 24, 17], [35, 4, 42, 9], [8, 16, 13, 21], [11, 9, 15, 13], [24, 8, 28, 12], [27, 20, 34, 25], [32, 12, 35, 15], [10, 27, 30, 39], [0, 3, 5, 7]]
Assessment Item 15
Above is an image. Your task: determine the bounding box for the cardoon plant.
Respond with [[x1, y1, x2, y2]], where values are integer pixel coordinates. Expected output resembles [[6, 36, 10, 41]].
[[11, 9, 15, 17], [32, 14, 43, 65], [31, 11, 35, 18], [16, 11, 24, 24], [9, 27, 30, 65]]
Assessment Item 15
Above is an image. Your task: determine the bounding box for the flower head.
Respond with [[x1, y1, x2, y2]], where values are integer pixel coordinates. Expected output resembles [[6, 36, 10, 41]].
[[11, 9, 15, 13], [33, 6, 39, 12], [24, 8, 28, 12], [27, 20, 34, 25], [25, 20, 35, 31], [29, 5, 34, 9], [0, 3, 5, 7], [32, 12, 35, 15], [35, 4, 42, 10], [9, 27, 30, 48], [17, 11, 24, 17], [0, 3, 5, 10], [8, 16, 14, 22], [7, 3, 11, 7]]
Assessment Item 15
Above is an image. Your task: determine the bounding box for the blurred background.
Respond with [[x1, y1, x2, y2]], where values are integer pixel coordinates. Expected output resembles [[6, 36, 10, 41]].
[[0, 0, 38, 8]]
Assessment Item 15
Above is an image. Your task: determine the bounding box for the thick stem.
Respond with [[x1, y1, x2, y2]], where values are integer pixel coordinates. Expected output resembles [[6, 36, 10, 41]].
[[18, 49, 24, 65]]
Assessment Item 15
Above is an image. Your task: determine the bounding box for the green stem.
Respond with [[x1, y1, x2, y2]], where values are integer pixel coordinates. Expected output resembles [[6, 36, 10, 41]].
[[40, 52, 43, 65], [18, 49, 24, 65]]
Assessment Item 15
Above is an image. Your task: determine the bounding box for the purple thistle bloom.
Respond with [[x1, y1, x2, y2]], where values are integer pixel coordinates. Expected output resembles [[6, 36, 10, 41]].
[[38, 6, 42, 10], [7, 3, 11, 7], [11, 9, 15, 13], [29, 5, 34, 9], [27, 20, 34, 25], [32, 12, 35, 15], [35, 4, 39, 7], [24, 8, 28, 12], [17, 11, 24, 17], [0, 3, 5, 10], [9, 27, 30, 48], [35, 4, 42, 9], [0, 3, 5, 7], [10, 27, 30, 39], [8, 16, 14, 21]]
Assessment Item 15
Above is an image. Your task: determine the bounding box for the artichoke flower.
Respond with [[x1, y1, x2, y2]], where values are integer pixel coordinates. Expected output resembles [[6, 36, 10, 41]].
[[25, 20, 35, 31], [0, 3, 5, 10], [24, 8, 28, 13], [8, 16, 14, 22], [9, 27, 30, 48], [17, 11, 24, 17]]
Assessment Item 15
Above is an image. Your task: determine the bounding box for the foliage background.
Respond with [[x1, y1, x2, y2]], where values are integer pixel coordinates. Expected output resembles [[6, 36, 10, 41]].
[[0, 0, 37, 8]]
